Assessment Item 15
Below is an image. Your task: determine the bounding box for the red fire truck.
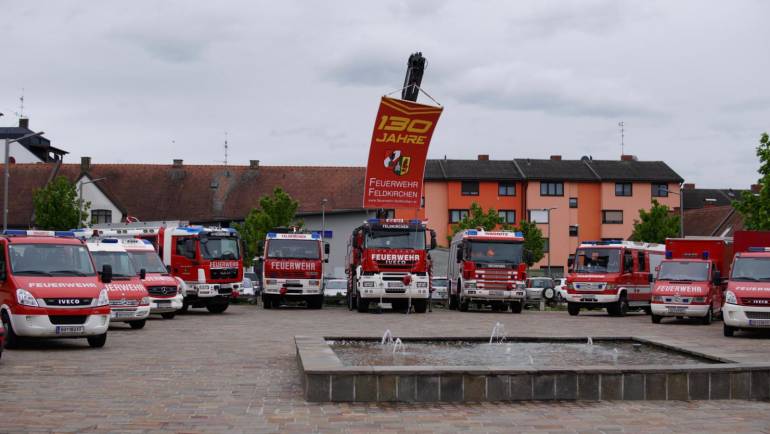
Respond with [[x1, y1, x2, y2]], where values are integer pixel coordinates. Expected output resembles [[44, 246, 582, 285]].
[[93, 221, 243, 314], [723, 231, 770, 337], [346, 219, 436, 313], [447, 229, 528, 313], [565, 240, 665, 316], [651, 237, 733, 324], [260, 230, 329, 309]]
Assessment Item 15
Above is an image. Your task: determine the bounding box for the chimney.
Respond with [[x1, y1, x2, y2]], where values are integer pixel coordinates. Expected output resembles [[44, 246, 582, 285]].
[[173, 159, 183, 168], [550, 155, 562, 161], [249, 160, 260, 169], [620, 154, 637, 161], [751, 184, 761, 194], [683, 183, 695, 190], [18, 118, 29, 129], [80, 156, 91, 172], [477, 154, 489, 161]]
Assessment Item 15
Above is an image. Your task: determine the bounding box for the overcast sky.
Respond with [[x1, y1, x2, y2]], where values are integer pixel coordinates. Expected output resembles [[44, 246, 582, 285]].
[[1, 1, 769, 188]]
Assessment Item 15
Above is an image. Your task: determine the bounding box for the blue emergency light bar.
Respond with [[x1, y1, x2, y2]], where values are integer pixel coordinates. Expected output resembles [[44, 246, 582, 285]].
[[3, 229, 77, 238], [367, 218, 380, 223], [702, 251, 709, 259], [467, 230, 478, 236], [310, 232, 321, 239], [267, 232, 277, 239], [665, 251, 673, 259], [100, 238, 119, 243], [583, 239, 623, 245]]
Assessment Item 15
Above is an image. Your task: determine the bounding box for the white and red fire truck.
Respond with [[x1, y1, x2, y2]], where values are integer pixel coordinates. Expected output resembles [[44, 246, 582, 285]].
[[723, 231, 770, 337], [117, 238, 183, 319], [346, 219, 436, 313], [260, 230, 329, 309], [0, 230, 111, 348], [93, 221, 243, 314], [651, 237, 732, 324], [86, 238, 151, 329], [565, 240, 665, 316], [447, 229, 527, 313]]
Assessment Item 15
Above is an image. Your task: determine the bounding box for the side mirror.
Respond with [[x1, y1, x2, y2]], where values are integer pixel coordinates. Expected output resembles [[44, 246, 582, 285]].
[[324, 243, 330, 255], [166, 264, 171, 273], [713, 270, 721, 285], [257, 256, 264, 263], [456, 246, 464, 262], [429, 229, 437, 250], [648, 273, 654, 283], [101, 264, 113, 284], [567, 257, 574, 268], [139, 268, 147, 280]]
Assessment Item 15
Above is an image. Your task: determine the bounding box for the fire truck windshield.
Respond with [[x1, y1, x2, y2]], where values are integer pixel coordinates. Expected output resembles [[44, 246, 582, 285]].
[[467, 241, 523, 264], [731, 257, 770, 281], [657, 261, 709, 281], [365, 228, 425, 250], [9, 244, 95, 276], [91, 251, 137, 278], [266, 239, 320, 259], [200, 237, 241, 260], [128, 251, 168, 274], [573, 248, 621, 273]]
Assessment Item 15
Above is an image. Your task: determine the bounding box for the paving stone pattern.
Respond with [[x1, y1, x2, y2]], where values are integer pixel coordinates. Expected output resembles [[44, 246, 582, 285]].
[[2, 306, 770, 433]]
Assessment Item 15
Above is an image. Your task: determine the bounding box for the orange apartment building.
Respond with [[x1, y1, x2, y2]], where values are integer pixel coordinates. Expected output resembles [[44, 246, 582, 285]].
[[396, 155, 683, 277]]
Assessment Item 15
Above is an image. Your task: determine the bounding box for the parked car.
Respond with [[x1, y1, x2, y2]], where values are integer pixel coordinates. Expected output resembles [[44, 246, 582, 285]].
[[235, 277, 257, 304], [524, 277, 556, 304], [244, 272, 261, 296], [431, 276, 448, 302], [554, 278, 568, 301], [324, 278, 347, 304]]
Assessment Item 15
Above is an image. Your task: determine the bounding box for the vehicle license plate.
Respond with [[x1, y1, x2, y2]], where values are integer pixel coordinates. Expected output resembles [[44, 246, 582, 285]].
[[112, 310, 133, 318], [55, 326, 84, 335], [582, 296, 597, 302], [749, 319, 770, 327], [667, 306, 687, 313], [387, 282, 403, 288], [155, 300, 171, 307], [490, 290, 504, 296]]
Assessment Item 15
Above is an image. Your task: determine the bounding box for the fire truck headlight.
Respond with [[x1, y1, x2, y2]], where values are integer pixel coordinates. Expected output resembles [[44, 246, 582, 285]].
[[605, 283, 616, 290], [725, 291, 737, 305], [96, 289, 109, 306], [464, 281, 476, 289], [16, 289, 38, 307], [265, 279, 277, 285], [652, 295, 664, 302], [141, 296, 150, 305], [308, 280, 320, 286], [692, 297, 706, 303], [362, 281, 375, 287], [416, 282, 428, 288], [516, 283, 526, 290]]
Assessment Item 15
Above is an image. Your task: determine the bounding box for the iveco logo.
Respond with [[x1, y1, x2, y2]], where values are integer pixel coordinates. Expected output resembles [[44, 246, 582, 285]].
[[59, 299, 81, 305]]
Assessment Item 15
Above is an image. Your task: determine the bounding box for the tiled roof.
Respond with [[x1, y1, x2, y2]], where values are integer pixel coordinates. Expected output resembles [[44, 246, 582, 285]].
[[1, 163, 365, 227], [683, 205, 745, 237], [514, 158, 599, 181], [586, 160, 683, 183], [425, 160, 523, 181], [683, 188, 746, 210]]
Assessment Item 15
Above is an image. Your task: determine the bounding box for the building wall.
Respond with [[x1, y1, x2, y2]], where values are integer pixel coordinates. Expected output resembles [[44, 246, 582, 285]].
[[10, 143, 40, 163], [599, 182, 680, 240], [302, 210, 376, 278], [79, 176, 124, 224], [526, 181, 575, 274]]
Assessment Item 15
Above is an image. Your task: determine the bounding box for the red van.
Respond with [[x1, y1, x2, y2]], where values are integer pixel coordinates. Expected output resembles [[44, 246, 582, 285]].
[[0, 230, 111, 348]]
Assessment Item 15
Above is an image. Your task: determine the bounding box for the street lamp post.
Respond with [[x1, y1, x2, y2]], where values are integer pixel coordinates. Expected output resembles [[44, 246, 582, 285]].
[[535, 207, 557, 277], [321, 198, 328, 242], [4, 130, 45, 231], [657, 185, 684, 237], [78, 177, 106, 227]]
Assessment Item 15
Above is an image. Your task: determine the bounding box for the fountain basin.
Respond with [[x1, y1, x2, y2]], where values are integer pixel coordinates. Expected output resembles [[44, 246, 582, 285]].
[[296, 336, 770, 402]]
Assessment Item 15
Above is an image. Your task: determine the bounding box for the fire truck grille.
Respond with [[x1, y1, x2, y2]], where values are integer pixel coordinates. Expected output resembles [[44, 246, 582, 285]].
[[147, 286, 177, 297], [211, 268, 238, 280], [743, 298, 770, 306], [746, 311, 770, 319], [274, 271, 307, 279], [110, 299, 139, 307], [573, 282, 605, 291], [43, 298, 92, 307], [218, 287, 233, 295], [479, 281, 509, 290], [49, 315, 88, 325]]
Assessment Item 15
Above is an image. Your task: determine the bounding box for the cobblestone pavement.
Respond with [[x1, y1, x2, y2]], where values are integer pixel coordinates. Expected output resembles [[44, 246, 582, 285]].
[[2, 304, 770, 433]]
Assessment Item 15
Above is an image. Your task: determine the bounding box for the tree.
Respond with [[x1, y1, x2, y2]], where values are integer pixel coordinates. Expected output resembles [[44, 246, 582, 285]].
[[515, 220, 545, 267], [630, 199, 680, 243], [734, 132, 770, 230], [449, 202, 507, 241], [233, 188, 300, 267], [32, 176, 89, 230]]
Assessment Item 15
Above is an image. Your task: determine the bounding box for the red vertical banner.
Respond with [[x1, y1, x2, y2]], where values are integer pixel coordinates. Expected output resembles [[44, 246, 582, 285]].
[[363, 96, 443, 209]]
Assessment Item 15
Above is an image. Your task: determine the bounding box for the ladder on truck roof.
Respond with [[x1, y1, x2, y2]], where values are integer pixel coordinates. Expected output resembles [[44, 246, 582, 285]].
[[93, 221, 189, 230]]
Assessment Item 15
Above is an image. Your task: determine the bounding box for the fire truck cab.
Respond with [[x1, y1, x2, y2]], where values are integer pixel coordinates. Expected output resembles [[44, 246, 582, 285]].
[[566, 240, 665, 316], [651, 237, 732, 324], [346, 219, 436, 313], [447, 229, 527, 313], [118, 238, 183, 319], [0, 230, 111, 348], [723, 231, 770, 337], [260, 230, 328, 309]]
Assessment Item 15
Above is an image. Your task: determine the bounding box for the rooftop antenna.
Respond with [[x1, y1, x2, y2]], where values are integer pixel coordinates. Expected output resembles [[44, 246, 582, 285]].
[[223, 131, 229, 166], [618, 121, 625, 156], [16, 88, 25, 118]]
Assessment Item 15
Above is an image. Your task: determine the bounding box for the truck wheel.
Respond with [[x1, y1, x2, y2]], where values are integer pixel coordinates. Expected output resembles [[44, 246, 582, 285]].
[[347, 291, 356, 311], [262, 294, 272, 309], [724, 324, 736, 337], [161, 312, 176, 320], [651, 314, 662, 324], [413, 300, 427, 313], [459, 298, 469, 312], [642, 306, 652, 315], [206, 303, 229, 314], [701, 307, 713, 325], [510, 301, 523, 314], [180, 302, 189, 313], [2, 311, 21, 349], [567, 303, 580, 316], [356, 293, 369, 313], [308, 295, 323, 309], [448, 294, 458, 310], [608, 294, 628, 317], [128, 320, 146, 329], [87, 333, 107, 348]]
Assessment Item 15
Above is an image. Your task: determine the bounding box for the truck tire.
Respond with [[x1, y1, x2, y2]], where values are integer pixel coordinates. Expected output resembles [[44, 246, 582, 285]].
[[510, 301, 523, 314], [413, 300, 427, 313], [128, 319, 146, 329], [308, 295, 323, 310], [459, 298, 469, 312], [356, 292, 369, 313], [701, 307, 713, 325], [87, 333, 107, 348], [207, 303, 229, 314], [180, 301, 189, 313], [161, 312, 176, 320], [651, 314, 662, 324], [607, 294, 628, 317], [567, 303, 580, 316], [642, 306, 652, 315], [448, 294, 458, 310], [723, 323, 736, 337], [347, 291, 356, 311], [2, 311, 21, 349], [262, 294, 272, 309]]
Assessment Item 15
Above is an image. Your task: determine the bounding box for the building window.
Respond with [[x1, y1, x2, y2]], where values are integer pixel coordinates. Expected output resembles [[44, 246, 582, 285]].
[[543, 237, 549, 253], [461, 181, 479, 196], [528, 209, 549, 224], [450, 209, 469, 223], [569, 197, 578, 208], [615, 182, 633, 197], [498, 182, 516, 196], [638, 251, 646, 271], [498, 210, 516, 224], [569, 225, 578, 237], [540, 182, 563, 196], [602, 210, 624, 224], [91, 209, 112, 224], [652, 183, 669, 197]]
